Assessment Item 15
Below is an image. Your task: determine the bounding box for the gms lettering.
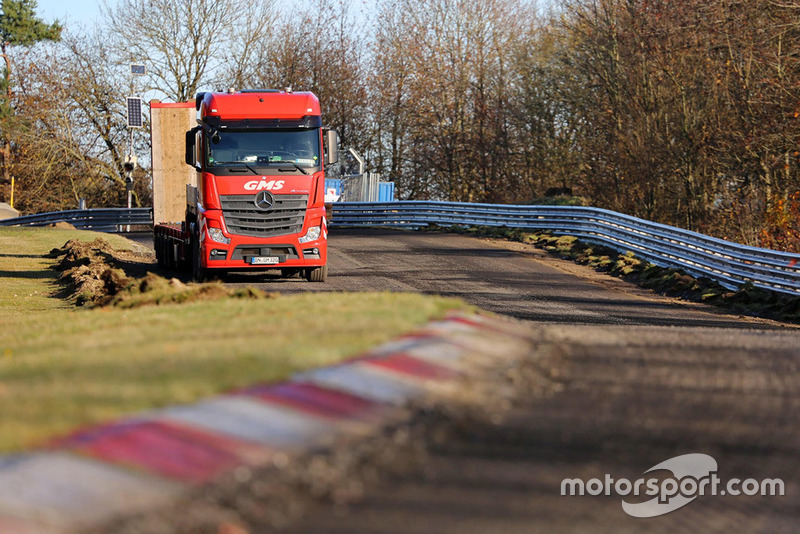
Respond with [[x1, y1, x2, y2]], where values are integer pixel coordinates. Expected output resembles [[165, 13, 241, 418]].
[[244, 180, 285, 191]]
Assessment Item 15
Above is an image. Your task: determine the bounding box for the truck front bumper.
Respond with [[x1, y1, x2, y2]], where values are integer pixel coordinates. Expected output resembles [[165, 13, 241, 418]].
[[199, 209, 328, 270], [204, 239, 327, 269]]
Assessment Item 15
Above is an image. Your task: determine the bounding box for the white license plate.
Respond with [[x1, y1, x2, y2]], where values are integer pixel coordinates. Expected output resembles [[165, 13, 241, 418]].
[[251, 256, 280, 265]]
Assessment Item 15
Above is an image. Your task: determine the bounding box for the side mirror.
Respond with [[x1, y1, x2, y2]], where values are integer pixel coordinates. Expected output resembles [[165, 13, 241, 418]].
[[185, 126, 201, 169], [325, 129, 339, 165], [185, 128, 196, 166]]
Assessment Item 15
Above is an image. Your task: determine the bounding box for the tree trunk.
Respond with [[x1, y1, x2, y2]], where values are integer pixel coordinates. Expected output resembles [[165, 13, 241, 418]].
[[1, 43, 11, 202]]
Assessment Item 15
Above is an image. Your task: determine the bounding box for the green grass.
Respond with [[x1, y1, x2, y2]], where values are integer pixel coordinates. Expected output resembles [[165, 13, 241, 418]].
[[0, 228, 470, 452]]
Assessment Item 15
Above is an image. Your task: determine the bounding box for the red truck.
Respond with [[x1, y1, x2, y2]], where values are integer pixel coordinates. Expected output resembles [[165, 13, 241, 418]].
[[152, 89, 338, 282]]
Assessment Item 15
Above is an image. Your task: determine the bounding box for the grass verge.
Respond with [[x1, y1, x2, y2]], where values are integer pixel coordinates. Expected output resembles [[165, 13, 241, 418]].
[[439, 225, 800, 323], [0, 227, 145, 316], [0, 227, 470, 452]]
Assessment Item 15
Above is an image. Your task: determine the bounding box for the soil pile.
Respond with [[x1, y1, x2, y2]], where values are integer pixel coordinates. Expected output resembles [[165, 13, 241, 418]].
[[49, 238, 273, 308]]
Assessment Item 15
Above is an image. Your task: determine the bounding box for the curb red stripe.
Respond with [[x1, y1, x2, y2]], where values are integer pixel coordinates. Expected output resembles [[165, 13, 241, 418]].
[[62, 421, 271, 484], [445, 314, 532, 339], [364, 354, 459, 381], [240, 382, 383, 421], [50, 420, 143, 449]]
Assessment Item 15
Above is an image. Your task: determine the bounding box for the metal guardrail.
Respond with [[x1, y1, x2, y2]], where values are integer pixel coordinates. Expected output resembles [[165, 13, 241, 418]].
[[331, 201, 800, 296], [3, 202, 798, 296], [0, 208, 153, 233]]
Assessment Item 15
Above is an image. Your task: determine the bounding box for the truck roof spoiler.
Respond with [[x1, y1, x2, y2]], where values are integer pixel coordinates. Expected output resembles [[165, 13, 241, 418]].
[[196, 89, 286, 110], [240, 89, 282, 94]]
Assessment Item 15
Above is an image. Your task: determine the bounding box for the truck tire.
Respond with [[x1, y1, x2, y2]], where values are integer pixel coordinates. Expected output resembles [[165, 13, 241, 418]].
[[155, 234, 164, 267], [166, 238, 175, 270], [305, 265, 328, 282], [191, 235, 207, 282], [159, 235, 171, 269]]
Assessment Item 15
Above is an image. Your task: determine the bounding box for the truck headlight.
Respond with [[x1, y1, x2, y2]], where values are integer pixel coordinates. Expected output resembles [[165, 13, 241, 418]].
[[208, 227, 230, 244], [299, 225, 322, 243]]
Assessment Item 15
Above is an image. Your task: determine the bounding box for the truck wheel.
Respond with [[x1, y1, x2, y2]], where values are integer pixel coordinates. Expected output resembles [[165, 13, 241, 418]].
[[155, 234, 164, 267], [166, 239, 175, 269], [162, 237, 171, 269], [305, 265, 328, 282], [191, 236, 207, 282]]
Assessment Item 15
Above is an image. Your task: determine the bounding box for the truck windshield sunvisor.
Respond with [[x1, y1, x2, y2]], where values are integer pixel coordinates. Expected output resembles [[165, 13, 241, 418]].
[[206, 128, 322, 170], [204, 115, 322, 129]]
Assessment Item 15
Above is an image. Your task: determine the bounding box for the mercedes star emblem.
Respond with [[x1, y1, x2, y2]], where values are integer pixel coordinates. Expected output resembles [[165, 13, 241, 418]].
[[254, 190, 274, 211]]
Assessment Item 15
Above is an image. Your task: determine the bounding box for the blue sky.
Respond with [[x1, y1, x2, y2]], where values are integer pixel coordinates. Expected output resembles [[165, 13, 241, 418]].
[[36, 0, 102, 26], [34, 0, 554, 35]]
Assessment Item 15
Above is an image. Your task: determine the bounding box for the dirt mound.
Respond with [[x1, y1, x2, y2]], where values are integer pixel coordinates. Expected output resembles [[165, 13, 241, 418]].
[[101, 273, 274, 309], [49, 238, 274, 308], [50, 239, 131, 306]]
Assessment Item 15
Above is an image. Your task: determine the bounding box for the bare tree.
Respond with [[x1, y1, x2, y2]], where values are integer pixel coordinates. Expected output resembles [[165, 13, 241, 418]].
[[11, 29, 149, 212], [372, 0, 532, 202], [553, 0, 800, 245], [232, 0, 372, 158], [7, 0, 798, 251], [211, 0, 278, 91], [0, 0, 61, 202], [371, 3, 418, 196], [101, 0, 276, 102]]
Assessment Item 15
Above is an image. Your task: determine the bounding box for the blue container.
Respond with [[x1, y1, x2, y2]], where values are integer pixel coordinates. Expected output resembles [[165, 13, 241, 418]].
[[324, 178, 343, 196], [378, 182, 395, 202]]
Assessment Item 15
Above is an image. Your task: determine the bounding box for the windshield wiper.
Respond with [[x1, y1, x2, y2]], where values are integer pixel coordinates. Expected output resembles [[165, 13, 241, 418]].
[[277, 161, 309, 175], [217, 162, 259, 175]]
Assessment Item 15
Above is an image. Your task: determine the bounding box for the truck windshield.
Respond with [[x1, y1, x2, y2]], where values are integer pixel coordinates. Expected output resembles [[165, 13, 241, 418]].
[[206, 129, 321, 170]]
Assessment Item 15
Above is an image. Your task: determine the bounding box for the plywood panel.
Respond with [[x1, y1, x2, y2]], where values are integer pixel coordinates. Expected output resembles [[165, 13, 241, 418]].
[[150, 102, 197, 225]]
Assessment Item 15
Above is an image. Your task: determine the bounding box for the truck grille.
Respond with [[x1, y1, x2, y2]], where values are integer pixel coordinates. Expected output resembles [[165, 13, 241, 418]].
[[220, 194, 308, 238]]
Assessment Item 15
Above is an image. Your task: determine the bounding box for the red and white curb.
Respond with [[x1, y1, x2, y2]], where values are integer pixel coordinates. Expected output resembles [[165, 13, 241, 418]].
[[0, 313, 533, 533]]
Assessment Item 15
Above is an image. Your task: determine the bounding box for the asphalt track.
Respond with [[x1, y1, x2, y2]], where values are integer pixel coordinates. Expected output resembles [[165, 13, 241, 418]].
[[286, 323, 800, 534], [227, 228, 786, 330], [256, 229, 799, 533], [135, 228, 800, 532]]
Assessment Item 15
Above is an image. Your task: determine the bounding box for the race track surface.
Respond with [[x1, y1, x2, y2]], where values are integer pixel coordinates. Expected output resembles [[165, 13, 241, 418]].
[[279, 230, 797, 532], [228, 228, 783, 329], [287, 324, 800, 533], [130, 228, 799, 532]]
